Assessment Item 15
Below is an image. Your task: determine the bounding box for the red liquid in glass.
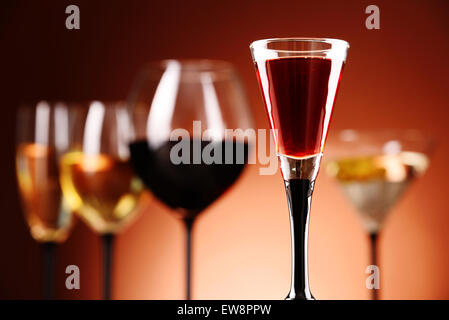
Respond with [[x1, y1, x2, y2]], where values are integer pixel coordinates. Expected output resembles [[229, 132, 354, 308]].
[[257, 57, 341, 158]]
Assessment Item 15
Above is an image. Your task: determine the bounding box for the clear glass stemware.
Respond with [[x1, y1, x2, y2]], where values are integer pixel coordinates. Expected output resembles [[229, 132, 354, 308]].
[[127, 59, 254, 299], [15, 101, 75, 299], [250, 38, 349, 300], [325, 129, 433, 299], [59, 101, 145, 299]]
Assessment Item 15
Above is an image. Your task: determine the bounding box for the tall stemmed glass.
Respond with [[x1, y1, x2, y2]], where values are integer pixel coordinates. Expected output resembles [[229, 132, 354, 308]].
[[59, 101, 144, 299], [15, 101, 75, 299], [127, 60, 253, 299], [250, 38, 349, 300], [326, 129, 432, 299]]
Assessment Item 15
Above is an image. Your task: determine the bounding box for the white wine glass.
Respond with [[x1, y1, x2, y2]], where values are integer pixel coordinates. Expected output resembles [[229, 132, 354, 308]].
[[15, 101, 75, 299], [59, 101, 146, 299]]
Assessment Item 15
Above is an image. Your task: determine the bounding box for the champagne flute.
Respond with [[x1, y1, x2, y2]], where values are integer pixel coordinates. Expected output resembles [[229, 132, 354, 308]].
[[127, 59, 254, 299], [59, 101, 145, 299], [15, 101, 75, 299], [250, 38, 349, 299]]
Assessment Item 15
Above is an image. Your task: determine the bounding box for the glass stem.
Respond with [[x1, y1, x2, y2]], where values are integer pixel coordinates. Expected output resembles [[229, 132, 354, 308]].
[[102, 233, 115, 300], [42, 242, 56, 300], [285, 179, 315, 300], [279, 154, 321, 300], [184, 218, 195, 300], [369, 232, 379, 300]]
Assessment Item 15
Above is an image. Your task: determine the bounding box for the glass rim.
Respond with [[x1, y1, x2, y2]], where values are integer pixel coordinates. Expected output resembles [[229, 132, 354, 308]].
[[250, 37, 350, 53], [137, 58, 240, 83], [17, 100, 128, 109], [326, 128, 436, 155], [143, 59, 236, 74], [137, 59, 240, 83], [329, 128, 433, 140]]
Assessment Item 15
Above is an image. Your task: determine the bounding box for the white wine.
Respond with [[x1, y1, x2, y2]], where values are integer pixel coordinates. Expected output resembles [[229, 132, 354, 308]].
[[16, 143, 73, 242], [60, 152, 144, 234], [327, 151, 429, 233]]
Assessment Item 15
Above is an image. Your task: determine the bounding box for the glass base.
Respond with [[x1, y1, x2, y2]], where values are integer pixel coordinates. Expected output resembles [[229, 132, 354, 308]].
[[286, 292, 315, 300]]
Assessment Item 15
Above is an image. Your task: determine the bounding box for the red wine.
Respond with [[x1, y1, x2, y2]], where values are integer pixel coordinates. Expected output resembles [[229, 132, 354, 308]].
[[129, 139, 249, 219], [256, 57, 342, 158]]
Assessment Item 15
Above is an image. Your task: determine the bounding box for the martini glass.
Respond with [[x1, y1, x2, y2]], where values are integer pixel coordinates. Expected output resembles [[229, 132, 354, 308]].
[[250, 38, 349, 300], [326, 129, 432, 300]]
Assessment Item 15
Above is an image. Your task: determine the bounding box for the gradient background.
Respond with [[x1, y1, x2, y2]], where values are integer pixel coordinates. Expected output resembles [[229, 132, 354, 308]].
[[1, 0, 449, 299]]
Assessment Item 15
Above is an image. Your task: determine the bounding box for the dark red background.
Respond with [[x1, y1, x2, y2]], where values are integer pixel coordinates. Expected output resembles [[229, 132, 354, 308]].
[[1, 0, 449, 299]]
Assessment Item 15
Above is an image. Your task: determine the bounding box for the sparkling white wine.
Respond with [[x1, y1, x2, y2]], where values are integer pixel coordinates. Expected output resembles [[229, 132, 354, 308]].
[[16, 143, 73, 242], [327, 151, 429, 233], [60, 152, 144, 234]]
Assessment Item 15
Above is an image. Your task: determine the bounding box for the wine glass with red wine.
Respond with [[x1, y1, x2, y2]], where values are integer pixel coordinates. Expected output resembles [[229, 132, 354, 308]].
[[127, 60, 253, 299], [15, 101, 75, 299], [250, 38, 349, 299]]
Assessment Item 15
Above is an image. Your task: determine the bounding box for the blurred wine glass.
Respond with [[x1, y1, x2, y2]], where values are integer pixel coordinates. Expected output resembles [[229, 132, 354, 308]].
[[15, 101, 75, 299], [127, 59, 254, 299], [326, 129, 433, 299], [59, 101, 146, 299]]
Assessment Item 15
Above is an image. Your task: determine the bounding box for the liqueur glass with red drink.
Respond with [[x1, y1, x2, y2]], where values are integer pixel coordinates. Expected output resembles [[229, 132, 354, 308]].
[[250, 38, 349, 299]]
